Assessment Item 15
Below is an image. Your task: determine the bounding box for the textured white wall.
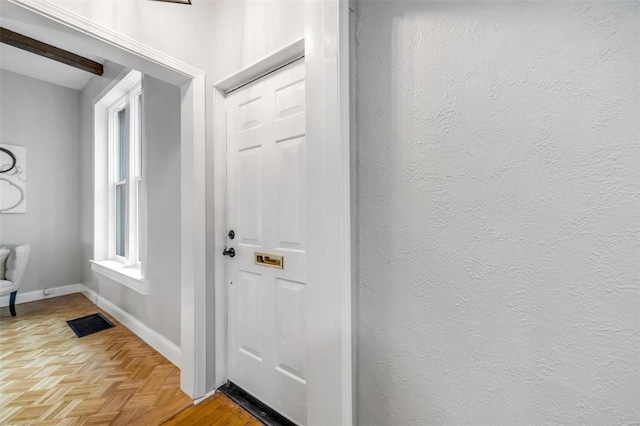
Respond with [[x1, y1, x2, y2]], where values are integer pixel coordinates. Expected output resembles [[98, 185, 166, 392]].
[[0, 70, 82, 293], [355, 1, 639, 424]]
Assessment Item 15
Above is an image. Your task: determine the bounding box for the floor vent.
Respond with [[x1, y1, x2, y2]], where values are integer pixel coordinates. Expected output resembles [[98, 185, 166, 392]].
[[66, 313, 115, 338], [219, 382, 297, 426]]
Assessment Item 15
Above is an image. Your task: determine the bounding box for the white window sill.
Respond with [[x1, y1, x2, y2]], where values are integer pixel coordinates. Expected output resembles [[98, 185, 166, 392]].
[[90, 260, 148, 295]]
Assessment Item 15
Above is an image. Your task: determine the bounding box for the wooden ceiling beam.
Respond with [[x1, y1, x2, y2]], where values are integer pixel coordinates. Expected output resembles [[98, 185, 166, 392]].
[[0, 27, 103, 76]]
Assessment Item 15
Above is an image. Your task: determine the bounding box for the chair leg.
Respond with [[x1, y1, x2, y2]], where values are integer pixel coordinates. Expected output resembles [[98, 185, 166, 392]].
[[9, 291, 17, 316]]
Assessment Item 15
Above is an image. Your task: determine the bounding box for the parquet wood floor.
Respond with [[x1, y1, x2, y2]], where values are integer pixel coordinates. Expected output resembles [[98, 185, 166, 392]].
[[161, 392, 260, 426], [0, 293, 193, 425]]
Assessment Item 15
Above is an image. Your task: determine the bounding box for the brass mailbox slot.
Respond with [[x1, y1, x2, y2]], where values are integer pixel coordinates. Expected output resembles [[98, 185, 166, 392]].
[[255, 252, 284, 269]]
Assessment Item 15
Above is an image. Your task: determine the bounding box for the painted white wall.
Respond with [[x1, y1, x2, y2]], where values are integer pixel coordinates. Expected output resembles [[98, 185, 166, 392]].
[[0, 69, 82, 293], [80, 67, 182, 346], [44, 0, 215, 76], [209, 0, 304, 82], [355, 1, 640, 424]]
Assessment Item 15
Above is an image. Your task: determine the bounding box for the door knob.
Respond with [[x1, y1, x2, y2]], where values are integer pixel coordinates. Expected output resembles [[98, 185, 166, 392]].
[[223, 247, 235, 257]]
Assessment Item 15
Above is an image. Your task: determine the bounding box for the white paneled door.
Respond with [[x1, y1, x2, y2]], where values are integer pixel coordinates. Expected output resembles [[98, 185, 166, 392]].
[[226, 59, 307, 425]]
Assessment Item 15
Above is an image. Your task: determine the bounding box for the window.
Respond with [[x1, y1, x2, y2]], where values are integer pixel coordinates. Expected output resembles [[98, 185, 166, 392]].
[[92, 70, 146, 294], [109, 83, 143, 267]]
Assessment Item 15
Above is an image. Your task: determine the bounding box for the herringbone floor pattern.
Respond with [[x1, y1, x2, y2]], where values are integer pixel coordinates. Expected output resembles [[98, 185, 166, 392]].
[[162, 392, 260, 426], [0, 293, 192, 425]]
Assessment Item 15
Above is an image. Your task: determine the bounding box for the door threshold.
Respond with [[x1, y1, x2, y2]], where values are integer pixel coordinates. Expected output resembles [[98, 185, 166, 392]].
[[219, 382, 297, 426]]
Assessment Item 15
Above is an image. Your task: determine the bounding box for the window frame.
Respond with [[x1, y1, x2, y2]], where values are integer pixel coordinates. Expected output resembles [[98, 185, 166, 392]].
[[107, 82, 143, 269], [132, 88, 143, 264]]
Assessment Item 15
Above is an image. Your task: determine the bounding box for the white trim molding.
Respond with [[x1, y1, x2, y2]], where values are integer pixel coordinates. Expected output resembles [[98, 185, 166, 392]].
[[180, 72, 208, 399], [80, 285, 181, 367], [212, 40, 307, 391], [90, 260, 147, 295], [214, 38, 305, 93], [212, 86, 228, 389], [305, 0, 354, 424], [6, 0, 201, 82], [0, 283, 82, 307], [193, 388, 218, 405]]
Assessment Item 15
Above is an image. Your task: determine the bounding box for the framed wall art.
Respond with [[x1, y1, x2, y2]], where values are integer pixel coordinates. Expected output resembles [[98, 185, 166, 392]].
[[0, 143, 27, 214]]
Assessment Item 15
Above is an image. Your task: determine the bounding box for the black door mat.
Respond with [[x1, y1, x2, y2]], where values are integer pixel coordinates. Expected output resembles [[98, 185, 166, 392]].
[[66, 313, 115, 338], [219, 381, 297, 426]]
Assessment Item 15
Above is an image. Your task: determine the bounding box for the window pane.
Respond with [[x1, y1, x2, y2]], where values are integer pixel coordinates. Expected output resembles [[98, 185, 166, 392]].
[[115, 183, 126, 257], [136, 93, 142, 176], [115, 108, 127, 181], [137, 179, 142, 262]]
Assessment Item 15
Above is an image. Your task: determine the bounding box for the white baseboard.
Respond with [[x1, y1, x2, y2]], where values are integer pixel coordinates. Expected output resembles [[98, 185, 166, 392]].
[[0, 283, 82, 307], [0, 282, 182, 370], [80, 284, 181, 368], [194, 388, 218, 405]]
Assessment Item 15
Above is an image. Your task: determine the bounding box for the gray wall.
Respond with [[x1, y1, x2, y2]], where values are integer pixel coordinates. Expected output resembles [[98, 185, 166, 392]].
[[78, 61, 124, 302], [355, 1, 639, 424], [80, 67, 182, 346], [0, 70, 82, 293]]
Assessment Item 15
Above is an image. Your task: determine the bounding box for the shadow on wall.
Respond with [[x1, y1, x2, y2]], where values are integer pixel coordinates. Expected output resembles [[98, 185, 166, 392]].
[[356, 1, 640, 425]]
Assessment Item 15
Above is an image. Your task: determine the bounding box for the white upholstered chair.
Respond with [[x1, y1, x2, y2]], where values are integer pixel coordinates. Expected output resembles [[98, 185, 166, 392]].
[[0, 244, 31, 316]]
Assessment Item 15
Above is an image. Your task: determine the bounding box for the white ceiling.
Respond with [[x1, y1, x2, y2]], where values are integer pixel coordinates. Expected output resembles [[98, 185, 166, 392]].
[[0, 15, 105, 91], [0, 43, 100, 91]]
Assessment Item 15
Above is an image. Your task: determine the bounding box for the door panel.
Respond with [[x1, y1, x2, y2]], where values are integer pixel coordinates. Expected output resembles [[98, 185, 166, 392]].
[[237, 93, 263, 133], [276, 136, 305, 249], [239, 270, 263, 361], [237, 149, 262, 246], [226, 58, 307, 425], [276, 278, 307, 383], [275, 79, 305, 120]]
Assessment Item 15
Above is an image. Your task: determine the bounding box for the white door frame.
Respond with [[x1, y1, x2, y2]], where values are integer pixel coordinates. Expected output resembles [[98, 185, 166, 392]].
[[5, 0, 209, 400], [212, 1, 354, 424], [212, 36, 306, 392]]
